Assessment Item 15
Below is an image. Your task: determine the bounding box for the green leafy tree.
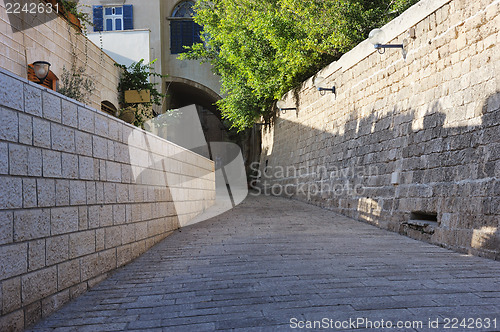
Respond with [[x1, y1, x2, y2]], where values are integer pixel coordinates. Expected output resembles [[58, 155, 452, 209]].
[[181, 0, 418, 130]]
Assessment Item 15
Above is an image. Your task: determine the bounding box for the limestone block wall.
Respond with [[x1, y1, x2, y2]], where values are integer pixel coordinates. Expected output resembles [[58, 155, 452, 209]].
[[0, 68, 215, 330], [0, 0, 120, 110], [259, 0, 500, 259]]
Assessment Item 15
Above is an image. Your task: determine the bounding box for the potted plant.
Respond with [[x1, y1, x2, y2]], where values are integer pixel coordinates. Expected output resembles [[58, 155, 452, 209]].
[[115, 59, 168, 128], [57, 0, 92, 30]]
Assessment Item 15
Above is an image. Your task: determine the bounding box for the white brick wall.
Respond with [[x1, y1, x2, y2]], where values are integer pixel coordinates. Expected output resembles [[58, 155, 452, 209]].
[[0, 68, 215, 330]]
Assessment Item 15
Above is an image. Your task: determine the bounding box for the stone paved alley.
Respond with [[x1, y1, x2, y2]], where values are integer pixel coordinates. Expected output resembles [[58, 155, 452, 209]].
[[28, 195, 500, 331]]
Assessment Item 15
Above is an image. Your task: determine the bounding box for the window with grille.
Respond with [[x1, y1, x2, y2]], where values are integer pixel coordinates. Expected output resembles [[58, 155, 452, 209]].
[[93, 5, 133, 32], [170, 1, 202, 54]]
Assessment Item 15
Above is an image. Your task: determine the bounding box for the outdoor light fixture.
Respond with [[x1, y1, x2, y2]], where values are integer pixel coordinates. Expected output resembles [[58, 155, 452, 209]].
[[276, 100, 296, 114], [369, 28, 408, 59], [314, 76, 336, 96], [32, 61, 51, 84]]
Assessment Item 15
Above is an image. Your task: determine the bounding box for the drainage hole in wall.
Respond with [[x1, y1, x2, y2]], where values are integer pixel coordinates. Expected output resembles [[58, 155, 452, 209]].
[[409, 211, 438, 227]]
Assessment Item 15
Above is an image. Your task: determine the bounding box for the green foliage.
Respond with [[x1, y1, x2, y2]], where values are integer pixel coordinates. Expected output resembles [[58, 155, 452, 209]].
[[59, 0, 93, 28], [57, 64, 95, 104], [181, 0, 419, 130], [115, 59, 168, 128], [114, 59, 168, 107]]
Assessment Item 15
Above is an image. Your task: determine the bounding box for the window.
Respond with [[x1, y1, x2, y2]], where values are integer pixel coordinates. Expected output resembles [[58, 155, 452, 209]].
[[104, 6, 122, 31], [93, 5, 133, 32], [170, 1, 202, 54]]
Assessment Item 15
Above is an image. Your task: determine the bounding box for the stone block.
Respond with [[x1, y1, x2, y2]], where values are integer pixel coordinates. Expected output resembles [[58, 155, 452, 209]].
[[9, 143, 28, 175], [57, 259, 81, 290], [0, 142, 7, 175], [2, 277, 21, 314], [78, 206, 88, 230], [37, 178, 55, 208], [27, 147, 43, 177], [135, 221, 148, 241], [69, 180, 86, 205], [50, 207, 79, 235], [95, 228, 105, 251], [0, 211, 13, 245], [42, 150, 62, 177], [13, 209, 50, 241], [80, 253, 99, 281], [0, 242, 27, 280], [28, 239, 46, 272], [33, 117, 51, 149], [87, 205, 100, 229], [98, 248, 116, 274], [51, 123, 75, 153], [113, 204, 126, 225], [69, 282, 87, 299], [107, 140, 115, 161], [22, 178, 37, 208], [46, 235, 69, 266], [55, 180, 70, 206], [106, 161, 122, 182], [75, 131, 93, 157], [103, 183, 117, 204], [24, 82, 42, 116], [93, 135, 108, 159], [105, 226, 122, 249], [69, 230, 95, 259], [99, 205, 113, 227], [77, 106, 95, 134], [0, 73, 23, 111], [108, 120, 121, 141], [117, 243, 133, 267], [62, 152, 79, 179], [94, 113, 109, 137], [41, 289, 70, 318], [42, 91, 62, 123], [0, 309, 24, 332], [21, 266, 57, 305], [121, 164, 132, 183], [114, 142, 130, 164], [86, 182, 96, 205], [0, 176, 22, 209], [79, 156, 95, 180], [18, 113, 33, 145], [121, 223, 135, 244], [0, 107, 19, 143], [116, 183, 129, 203], [98, 159, 107, 182], [61, 99, 78, 128]]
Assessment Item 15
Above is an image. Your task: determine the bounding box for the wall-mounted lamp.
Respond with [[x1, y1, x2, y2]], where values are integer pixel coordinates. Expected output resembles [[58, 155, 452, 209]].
[[313, 76, 336, 96], [369, 28, 409, 59], [32, 61, 51, 84], [276, 100, 296, 114]]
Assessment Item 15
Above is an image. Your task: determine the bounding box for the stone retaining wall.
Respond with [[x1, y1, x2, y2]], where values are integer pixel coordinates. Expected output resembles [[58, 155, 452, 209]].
[[0, 68, 215, 330], [258, 0, 500, 258]]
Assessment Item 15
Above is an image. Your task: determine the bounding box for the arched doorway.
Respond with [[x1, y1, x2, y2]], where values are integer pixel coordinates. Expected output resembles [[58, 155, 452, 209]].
[[164, 79, 227, 143]]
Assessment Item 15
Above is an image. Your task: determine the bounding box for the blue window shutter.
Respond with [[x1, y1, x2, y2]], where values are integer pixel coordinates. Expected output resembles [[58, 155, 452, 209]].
[[93, 6, 103, 32], [170, 21, 182, 54], [123, 5, 133, 30]]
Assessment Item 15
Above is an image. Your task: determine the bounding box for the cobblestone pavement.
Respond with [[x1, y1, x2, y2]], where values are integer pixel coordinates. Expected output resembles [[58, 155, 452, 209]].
[[29, 195, 500, 331]]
